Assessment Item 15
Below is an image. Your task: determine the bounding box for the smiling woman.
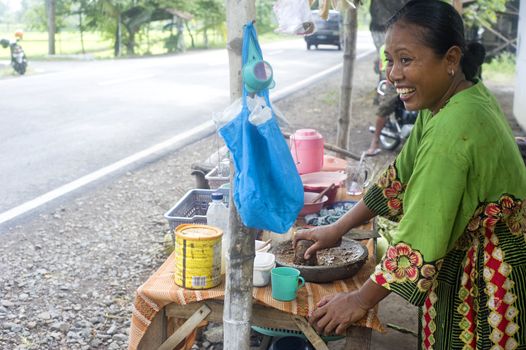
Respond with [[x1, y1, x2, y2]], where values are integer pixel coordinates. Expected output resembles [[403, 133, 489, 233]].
[[293, 0, 526, 347]]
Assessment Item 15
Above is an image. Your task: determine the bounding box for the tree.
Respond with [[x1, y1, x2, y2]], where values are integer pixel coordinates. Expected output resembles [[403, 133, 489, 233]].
[[255, 0, 275, 34], [47, 0, 56, 54], [183, 0, 225, 49], [0, 2, 8, 20], [224, 1, 257, 349], [461, 0, 507, 26], [336, 2, 359, 150]]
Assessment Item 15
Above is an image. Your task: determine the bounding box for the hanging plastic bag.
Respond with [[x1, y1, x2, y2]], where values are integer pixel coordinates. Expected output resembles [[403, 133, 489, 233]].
[[273, 0, 316, 36], [218, 22, 304, 233]]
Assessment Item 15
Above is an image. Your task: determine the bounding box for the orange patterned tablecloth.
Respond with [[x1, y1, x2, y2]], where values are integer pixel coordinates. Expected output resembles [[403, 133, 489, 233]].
[[128, 239, 383, 350]]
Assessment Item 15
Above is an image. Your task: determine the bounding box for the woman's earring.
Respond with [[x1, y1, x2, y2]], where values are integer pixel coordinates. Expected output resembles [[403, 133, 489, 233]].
[[449, 70, 455, 77]]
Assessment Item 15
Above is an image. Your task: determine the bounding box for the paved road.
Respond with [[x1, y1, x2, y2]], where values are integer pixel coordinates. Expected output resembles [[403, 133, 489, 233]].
[[0, 33, 375, 226]]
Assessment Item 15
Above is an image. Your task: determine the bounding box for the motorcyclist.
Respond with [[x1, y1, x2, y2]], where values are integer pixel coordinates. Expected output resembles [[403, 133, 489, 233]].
[[366, 44, 400, 156]]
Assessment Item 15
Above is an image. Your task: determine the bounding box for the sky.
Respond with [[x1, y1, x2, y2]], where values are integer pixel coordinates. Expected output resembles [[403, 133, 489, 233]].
[[4, 0, 22, 12]]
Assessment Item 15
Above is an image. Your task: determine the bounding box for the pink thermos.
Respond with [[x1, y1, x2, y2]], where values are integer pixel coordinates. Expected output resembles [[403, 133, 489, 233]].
[[290, 129, 324, 174]]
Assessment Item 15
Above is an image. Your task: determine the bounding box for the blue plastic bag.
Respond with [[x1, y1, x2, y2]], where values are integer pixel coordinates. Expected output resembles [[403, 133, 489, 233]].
[[218, 22, 304, 233]]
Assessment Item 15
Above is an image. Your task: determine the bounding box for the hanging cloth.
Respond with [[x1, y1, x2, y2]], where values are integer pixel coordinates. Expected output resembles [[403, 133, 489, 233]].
[[218, 22, 304, 233]]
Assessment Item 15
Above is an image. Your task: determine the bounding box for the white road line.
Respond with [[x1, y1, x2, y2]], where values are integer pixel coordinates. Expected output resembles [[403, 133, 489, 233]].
[[0, 121, 215, 226], [98, 74, 156, 86], [0, 48, 376, 226]]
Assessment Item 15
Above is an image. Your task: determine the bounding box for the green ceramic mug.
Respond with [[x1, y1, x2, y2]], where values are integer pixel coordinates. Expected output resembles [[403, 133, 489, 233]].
[[271, 267, 305, 301]]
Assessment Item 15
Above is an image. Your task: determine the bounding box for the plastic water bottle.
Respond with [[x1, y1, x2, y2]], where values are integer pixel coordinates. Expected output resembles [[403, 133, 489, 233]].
[[206, 192, 229, 274]]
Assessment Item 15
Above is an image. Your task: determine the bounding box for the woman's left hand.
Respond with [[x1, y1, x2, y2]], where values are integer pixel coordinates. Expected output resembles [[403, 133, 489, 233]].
[[309, 292, 369, 335]]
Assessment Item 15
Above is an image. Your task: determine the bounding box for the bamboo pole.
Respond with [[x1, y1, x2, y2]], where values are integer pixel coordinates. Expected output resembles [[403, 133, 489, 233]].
[[224, 1, 256, 350], [336, 4, 358, 150]]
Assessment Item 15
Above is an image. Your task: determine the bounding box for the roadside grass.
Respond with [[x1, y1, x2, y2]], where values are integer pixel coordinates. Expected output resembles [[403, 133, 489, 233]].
[[0, 29, 296, 61], [482, 52, 516, 83], [0, 31, 114, 59]]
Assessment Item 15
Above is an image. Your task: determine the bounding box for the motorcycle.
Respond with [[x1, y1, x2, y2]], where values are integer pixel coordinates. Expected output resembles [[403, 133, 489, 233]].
[[369, 80, 418, 150], [1, 37, 28, 75]]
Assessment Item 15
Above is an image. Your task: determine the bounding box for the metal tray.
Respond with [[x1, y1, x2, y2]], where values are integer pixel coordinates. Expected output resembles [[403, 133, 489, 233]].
[[272, 238, 368, 283]]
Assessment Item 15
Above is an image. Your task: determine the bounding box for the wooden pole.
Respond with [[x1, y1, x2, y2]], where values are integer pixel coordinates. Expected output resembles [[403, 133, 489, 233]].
[[224, 1, 256, 350], [452, 0, 463, 15], [336, 4, 358, 149]]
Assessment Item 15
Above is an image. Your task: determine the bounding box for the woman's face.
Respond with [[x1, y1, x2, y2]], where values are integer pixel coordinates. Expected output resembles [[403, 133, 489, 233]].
[[384, 22, 452, 112]]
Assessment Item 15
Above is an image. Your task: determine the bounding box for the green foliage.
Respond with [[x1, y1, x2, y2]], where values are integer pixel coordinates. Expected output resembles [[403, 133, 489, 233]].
[[0, 2, 7, 18], [22, 0, 75, 32], [462, 0, 507, 27], [482, 51, 516, 82], [256, 0, 275, 34]]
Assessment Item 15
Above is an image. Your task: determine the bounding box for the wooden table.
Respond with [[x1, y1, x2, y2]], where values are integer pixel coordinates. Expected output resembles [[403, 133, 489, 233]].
[[139, 300, 373, 350], [134, 192, 380, 350]]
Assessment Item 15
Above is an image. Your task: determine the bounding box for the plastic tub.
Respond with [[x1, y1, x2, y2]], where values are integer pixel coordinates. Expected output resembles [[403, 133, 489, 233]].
[[253, 252, 276, 287], [322, 155, 348, 172]]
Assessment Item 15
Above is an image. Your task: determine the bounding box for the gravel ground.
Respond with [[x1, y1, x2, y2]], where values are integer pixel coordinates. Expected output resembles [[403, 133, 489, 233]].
[[0, 55, 522, 350]]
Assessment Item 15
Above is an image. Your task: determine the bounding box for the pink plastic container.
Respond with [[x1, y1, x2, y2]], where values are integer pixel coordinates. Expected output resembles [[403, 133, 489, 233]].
[[322, 155, 348, 172], [289, 129, 324, 174]]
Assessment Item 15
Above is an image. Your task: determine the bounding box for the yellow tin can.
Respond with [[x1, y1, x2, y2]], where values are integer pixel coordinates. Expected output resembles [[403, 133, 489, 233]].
[[174, 224, 222, 289]]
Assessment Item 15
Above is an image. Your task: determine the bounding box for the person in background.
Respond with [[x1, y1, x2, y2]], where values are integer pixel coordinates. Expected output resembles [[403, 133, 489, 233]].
[[294, 1, 526, 348], [516, 137, 526, 165], [366, 44, 400, 156]]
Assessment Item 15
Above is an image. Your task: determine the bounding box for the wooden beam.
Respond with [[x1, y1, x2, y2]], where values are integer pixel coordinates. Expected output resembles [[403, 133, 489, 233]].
[[292, 315, 329, 350], [138, 309, 167, 350], [158, 304, 211, 350], [473, 14, 517, 49], [452, 0, 463, 14], [166, 301, 302, 330], [283, 131, 361, 160]]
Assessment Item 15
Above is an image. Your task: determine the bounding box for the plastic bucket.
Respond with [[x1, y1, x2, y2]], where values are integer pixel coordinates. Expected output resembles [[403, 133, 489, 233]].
[[174, 224, 222, 289], [269, 336, 314, 350]]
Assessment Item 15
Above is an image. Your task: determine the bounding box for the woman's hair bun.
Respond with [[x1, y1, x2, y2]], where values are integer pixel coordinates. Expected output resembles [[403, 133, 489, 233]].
[[461, 41, 486, 81], [466, 42, 486, 66]]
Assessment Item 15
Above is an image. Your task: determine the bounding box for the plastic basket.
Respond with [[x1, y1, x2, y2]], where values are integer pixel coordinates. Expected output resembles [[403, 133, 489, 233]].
[[164, 189, 229, 230], [251, 326, 344, 342], [205, 166, 230, 189]]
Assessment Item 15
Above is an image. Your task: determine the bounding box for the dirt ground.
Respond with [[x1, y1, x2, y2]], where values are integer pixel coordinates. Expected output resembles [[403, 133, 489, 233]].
[[271, 52, 523, 350]]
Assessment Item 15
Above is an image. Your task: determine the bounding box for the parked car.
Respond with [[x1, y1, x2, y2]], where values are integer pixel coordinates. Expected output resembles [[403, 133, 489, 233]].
[[305, 10, 343, 50]]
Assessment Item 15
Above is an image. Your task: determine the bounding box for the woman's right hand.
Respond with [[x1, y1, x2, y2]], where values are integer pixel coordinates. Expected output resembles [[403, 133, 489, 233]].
[[293, 224, 343, 259]]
